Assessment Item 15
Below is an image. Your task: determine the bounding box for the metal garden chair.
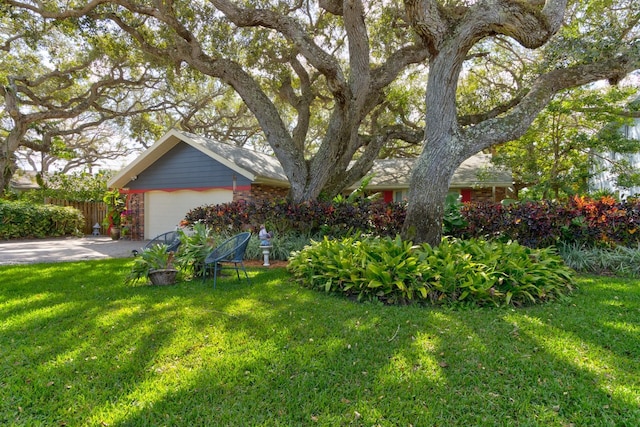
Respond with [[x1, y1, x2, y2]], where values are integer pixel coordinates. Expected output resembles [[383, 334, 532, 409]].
[[132, 230, 181, 256], [202, 232, 251, 288]]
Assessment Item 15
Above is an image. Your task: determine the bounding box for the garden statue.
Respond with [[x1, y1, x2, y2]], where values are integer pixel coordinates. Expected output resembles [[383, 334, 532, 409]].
[[259, 224, 272, 266], [259, 224, 272, 246]]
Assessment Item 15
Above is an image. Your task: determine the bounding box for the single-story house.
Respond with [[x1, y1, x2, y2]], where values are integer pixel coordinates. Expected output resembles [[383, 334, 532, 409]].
[[9, 170, 40, 192], [109, 129, 513, 239], [354, 156, 513, 204]]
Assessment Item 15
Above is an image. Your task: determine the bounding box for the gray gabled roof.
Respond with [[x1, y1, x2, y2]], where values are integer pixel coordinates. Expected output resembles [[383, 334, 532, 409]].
[[354, 153, 512, 189], [182, 132, 287, 182], [109, 129, 511, 189], [9, 171, 40, 190], [453, 153, 512, 187], [109, 129, 287, 188]]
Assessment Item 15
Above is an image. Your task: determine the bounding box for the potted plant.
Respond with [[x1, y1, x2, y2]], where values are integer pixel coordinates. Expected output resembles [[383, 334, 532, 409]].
[[125, 244, 179, 285], [103, 188, 126, 240]]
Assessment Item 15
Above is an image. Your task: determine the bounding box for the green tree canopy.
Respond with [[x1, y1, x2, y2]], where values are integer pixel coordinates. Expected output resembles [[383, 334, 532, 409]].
[[492, 86, 640, 199], [0, 10, 170, 190], [3, 0, 640, 245]]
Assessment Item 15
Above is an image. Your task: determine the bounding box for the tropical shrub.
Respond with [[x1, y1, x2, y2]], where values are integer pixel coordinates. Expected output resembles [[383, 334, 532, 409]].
[[456, 196, 640, 248], [288, 236, 575, 307], [175, 223, 221, 277], [288, 235, 431, 304], [102, 188, 127, 228], [125, 244, 178, 285], [185, 196, 640, 251], [442, 193, 468, 235], [184, 199, 405, 238], [0, 200, 84, 239]]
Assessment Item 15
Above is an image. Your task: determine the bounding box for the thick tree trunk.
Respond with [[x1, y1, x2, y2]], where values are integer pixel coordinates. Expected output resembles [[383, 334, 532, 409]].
[[0, 155, 16, 192], [402, 142, 463, 246], [1, 126, 25, 193], [401, 40, 466, 246]]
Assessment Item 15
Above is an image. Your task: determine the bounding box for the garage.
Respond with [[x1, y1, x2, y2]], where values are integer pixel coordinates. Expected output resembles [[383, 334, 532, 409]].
[[144, 189, 233, 239]]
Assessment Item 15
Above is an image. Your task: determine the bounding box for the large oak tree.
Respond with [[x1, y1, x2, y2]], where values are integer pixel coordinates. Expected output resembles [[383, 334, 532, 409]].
[[4, 0, 432, 203], [401, 0, 639, 244], [4, 0, 640, 245]]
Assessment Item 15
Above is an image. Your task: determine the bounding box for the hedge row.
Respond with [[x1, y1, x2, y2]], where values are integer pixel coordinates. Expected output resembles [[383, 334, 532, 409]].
[[455, 196, 640, 248], [184, 199, 406, 237], [0, 200, 84, 239], [185, 196, 640, 249]]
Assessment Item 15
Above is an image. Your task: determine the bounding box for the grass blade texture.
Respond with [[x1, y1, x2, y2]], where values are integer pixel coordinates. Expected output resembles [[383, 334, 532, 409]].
[[1, 259, 638, 426]]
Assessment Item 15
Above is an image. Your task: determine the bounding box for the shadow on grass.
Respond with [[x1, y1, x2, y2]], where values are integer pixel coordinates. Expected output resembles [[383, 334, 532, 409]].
[[1, 261, 639, 426]]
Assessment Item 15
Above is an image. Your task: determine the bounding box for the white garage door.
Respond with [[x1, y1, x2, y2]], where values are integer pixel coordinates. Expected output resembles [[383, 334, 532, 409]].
[[145, 189, 233, 239]]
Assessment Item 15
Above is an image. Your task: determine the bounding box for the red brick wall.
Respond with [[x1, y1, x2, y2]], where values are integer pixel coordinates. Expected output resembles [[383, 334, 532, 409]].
[[234, 184, 289, 203], [232, 189, 252, 202], [125, 192, 145, 240]]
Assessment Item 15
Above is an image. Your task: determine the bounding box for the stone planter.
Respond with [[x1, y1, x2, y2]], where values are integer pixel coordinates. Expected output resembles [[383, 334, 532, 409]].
[[109, 227, 121, 240], [148, 269, 178, 286]]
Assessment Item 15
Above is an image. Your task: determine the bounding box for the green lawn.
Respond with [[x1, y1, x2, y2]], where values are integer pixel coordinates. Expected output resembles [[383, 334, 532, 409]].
[[1, 259, 639, 426]]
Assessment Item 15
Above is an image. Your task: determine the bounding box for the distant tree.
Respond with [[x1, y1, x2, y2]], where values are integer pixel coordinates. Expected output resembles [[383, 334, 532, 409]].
[[491, 86, 640, 199], [23, 169, 114, 203], [16, 121, 137, 174], [0, 14, 169, 191]]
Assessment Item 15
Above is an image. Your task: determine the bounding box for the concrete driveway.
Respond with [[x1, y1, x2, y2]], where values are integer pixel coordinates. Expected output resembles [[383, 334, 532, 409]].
[[0, 236, 147, 265]]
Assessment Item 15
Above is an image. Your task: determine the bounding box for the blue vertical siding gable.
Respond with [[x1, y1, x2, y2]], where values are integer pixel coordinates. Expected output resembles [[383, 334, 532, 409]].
[[127, 142, 252, 190]]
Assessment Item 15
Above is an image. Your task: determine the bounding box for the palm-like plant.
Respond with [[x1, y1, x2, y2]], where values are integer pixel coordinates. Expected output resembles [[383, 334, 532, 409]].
[[103, 189, 126, 228], [125, 244, 176, 284], [175, 223, 220, 277]]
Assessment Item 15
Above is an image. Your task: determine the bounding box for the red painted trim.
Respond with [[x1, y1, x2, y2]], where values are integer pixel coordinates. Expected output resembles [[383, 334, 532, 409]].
[[121, 185, 251, 194], [383, 190, 393, 203]]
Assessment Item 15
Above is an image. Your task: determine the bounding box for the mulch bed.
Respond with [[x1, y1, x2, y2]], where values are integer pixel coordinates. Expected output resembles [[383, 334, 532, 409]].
[[244, 259, 288, 268]]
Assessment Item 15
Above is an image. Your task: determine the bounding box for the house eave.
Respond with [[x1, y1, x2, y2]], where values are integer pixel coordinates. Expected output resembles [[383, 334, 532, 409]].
[[346, 182, 513, 191], [448, 182, 513, 188], [253, 177, 290, 188]]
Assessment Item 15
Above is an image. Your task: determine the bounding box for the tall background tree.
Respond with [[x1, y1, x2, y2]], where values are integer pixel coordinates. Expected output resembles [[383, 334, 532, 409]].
[[0, 10, 169, 190], [491, 86, 640, 199]]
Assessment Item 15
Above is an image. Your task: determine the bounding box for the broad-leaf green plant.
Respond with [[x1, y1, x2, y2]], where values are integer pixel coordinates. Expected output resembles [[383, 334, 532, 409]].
[[175, 224, 219, 277], [125, 244, 177, 285], [102, 188, 126, 228], [442, 192, 467, 235], [288, 236, 575, 307]]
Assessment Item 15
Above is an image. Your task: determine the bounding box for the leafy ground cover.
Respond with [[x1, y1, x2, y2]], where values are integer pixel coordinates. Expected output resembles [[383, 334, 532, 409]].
[[1, 260, 639, 426], [288, 236, 575, 307]]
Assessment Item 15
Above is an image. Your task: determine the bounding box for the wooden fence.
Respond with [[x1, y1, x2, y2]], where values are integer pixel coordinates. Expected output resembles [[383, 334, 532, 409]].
[[47, 199, 108, 235]]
